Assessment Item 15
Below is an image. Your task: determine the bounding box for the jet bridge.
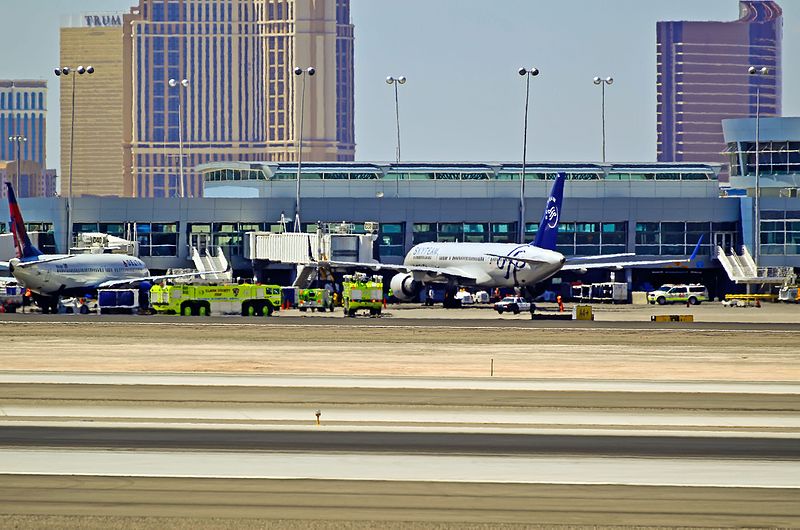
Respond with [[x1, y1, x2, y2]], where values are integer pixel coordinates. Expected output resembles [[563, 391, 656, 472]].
[[245, 222, 379, 288]]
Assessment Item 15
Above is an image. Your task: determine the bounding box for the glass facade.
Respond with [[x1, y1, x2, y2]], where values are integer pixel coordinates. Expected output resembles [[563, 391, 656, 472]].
[[202, 163, 717, 183], [727, 141, 800, 176], [129, 0, 355, 197], [656, 1, 782, 179], [0, 80, 48, 198], [635, 221, 716, 256], [761, 211, 800, 255]]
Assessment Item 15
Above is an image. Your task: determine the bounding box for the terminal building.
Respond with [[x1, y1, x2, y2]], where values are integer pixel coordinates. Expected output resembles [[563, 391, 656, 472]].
[[3, 120, 799, 299]]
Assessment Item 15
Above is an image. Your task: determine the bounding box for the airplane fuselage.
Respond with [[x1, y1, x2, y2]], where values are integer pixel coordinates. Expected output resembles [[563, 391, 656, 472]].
[[9, 253, 149, 297], [404, 242, 565, 287]]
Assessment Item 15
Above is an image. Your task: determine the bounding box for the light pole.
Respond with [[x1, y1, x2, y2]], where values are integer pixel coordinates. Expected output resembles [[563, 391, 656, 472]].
[[385, 75, 406, 163], [168, 78, 190, 198], [518, 67, 539, 244], [749, 65, 769, 271], [592, 76, 613, 163], [54, 65, 94, 253], [293, 66, 315, 232], [8, 135, 27, 193]]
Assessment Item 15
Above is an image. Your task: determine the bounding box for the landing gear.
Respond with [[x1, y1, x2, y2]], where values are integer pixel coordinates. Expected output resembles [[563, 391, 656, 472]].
[[34, 295, 59, 314], [442, 286, 461, 308]]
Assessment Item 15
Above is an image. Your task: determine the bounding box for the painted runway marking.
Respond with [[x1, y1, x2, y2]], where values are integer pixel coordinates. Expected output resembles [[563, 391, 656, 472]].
[[0, 320, 797, 334]]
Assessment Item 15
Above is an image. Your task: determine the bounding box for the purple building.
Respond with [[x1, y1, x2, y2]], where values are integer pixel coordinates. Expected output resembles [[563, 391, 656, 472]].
[[656, 1, 782, 179]]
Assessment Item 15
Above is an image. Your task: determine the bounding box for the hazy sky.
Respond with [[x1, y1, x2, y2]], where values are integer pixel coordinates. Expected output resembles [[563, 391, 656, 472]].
[[2, 0, 798, 169]]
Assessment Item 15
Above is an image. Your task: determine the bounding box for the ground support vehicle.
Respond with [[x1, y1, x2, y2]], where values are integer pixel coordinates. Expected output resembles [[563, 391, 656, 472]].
[[150, 283, 282, 316], [298, 288, 334, 312], [779, 285, 800, 303], [0, 280, 23, 313], [342, 273, 383, 317], [647, 284, 708, 305], [454, 290, 475, 305], [98, 288, 141, 315], [494, 296, 532, 315]]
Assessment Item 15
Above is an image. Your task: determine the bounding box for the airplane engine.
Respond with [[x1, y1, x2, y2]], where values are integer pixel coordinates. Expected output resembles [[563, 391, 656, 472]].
[[390, 272, 421, 301]]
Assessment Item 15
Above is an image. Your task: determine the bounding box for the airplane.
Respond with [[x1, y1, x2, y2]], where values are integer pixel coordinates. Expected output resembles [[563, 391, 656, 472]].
[[0, 182, 220, 313], [313, 172, 702, 301]]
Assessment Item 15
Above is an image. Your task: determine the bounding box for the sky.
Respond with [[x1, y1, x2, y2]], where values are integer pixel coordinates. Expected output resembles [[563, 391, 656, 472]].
[[1, 0, 798, 170]]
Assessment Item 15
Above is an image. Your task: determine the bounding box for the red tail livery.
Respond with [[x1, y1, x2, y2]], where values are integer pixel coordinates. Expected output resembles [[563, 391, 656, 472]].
[[5, 182, 42, 258]]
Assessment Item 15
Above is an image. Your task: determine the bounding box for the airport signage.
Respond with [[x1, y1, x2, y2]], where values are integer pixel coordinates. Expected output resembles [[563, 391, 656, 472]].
[[83, 14, 123, 27]]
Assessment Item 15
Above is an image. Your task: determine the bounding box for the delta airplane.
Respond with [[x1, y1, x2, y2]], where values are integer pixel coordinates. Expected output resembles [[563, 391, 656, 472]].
[[0, 182, 217, 313], [318, 173, 701, 300]]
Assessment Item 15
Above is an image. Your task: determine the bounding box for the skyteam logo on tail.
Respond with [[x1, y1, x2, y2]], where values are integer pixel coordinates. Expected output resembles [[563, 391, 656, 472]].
[[544, 197, 559, 229], [532, 173, 566, 251]]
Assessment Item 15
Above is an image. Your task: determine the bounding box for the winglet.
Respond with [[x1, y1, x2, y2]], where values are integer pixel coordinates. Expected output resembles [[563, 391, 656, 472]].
[[688, 234, 704, 262], [5, 182, 42, 258], [532, 172, 566, 251]]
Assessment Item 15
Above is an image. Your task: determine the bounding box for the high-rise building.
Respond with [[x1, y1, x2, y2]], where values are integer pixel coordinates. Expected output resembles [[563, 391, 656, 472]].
[[0, 80, 48, 198], [59, 13, 128, 197], [121, 0, 354, 198], [656, 1, 782, 178], [0, 80, 47, 167]]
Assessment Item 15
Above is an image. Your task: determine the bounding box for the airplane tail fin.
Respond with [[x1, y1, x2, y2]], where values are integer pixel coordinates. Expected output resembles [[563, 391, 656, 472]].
[[532, 172, 566, 251], [5, 182, 42, 258]]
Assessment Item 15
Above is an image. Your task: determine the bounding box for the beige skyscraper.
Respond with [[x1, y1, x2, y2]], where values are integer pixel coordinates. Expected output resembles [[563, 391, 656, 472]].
[[262, 0, 355, 161], [122, 0, 354, 198], [59, 1, 354, 198], [59, 13, 128, 196]]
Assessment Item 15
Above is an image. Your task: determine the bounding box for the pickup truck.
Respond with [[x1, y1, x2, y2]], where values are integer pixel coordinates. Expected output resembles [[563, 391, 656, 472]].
[[493, 296, 532, 314]]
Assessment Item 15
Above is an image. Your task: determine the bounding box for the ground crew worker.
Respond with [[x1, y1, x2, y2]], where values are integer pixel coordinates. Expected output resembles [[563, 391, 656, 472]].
[[557, 294, 564, 312]]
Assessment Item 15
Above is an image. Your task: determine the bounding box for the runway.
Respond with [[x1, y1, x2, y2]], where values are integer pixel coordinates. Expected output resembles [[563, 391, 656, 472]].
[[2, 307, 800, 526], [3, 426, 800, 457]]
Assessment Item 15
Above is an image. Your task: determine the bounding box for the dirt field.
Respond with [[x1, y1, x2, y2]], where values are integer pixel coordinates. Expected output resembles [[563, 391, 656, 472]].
[[1, 314, 799, 381]]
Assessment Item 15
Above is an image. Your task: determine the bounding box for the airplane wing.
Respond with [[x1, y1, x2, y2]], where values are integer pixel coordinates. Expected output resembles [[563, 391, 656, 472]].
[[562, 236, 703, 270], [561, 257, 691, 270], [317, 259, 485, 284], [98, 266, 232, 289]]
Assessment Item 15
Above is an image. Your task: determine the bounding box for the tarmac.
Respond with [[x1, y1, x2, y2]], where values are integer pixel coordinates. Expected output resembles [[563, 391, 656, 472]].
[[2, 301, 800, 528]]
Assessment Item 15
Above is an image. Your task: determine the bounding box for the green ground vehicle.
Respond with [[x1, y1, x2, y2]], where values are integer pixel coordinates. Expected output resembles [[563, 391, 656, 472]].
[[298, 288, 334, 312], [342, 273, 383, 317], [149, 283, 282, 316]]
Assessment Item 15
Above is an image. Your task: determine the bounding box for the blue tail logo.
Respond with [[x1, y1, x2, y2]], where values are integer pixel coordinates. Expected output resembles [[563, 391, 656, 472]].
[[532, 173, 566, 251], [5, 182, 42, 258]]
